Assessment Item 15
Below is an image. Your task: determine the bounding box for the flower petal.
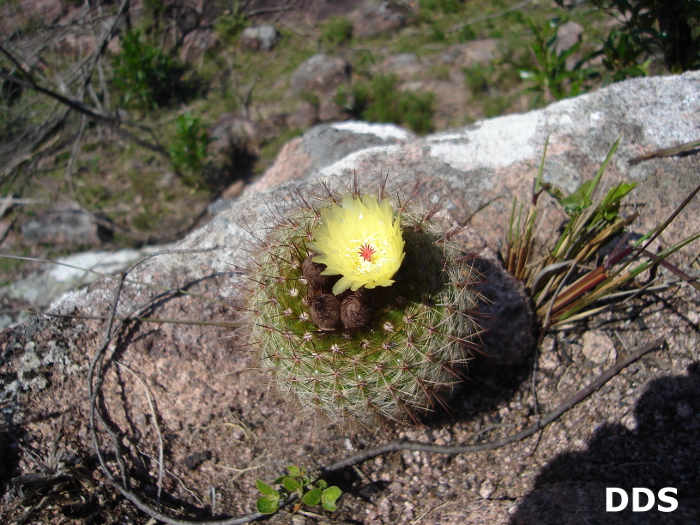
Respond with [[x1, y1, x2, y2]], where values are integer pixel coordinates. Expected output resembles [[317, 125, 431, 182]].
[[309, 194, 405, 294]]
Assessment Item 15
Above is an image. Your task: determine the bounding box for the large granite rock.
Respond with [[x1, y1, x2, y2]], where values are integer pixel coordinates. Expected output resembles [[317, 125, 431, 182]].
[[1, 72, 699, 524]]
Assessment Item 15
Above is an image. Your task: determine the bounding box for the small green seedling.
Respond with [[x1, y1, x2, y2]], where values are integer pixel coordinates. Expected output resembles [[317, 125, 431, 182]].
[[255, 466, 342, 515]]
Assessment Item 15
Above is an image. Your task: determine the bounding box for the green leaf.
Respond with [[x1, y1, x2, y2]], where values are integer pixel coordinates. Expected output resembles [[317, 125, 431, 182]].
[[286, 465, 302, 477], [255, 479, 279, 496], [282, 476, 301, 492], [315, 479, 328, 490], [302, 488, 322, 506], [256, 494, 281, 514], [323, 499, 338, 512], [322, 486, 342, 511], [323, 486, 342, 500], [560, 180, 593, 216]]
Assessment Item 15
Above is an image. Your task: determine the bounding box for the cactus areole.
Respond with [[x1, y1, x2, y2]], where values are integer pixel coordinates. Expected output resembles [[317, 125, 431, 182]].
[[248, 182, 481, 423]]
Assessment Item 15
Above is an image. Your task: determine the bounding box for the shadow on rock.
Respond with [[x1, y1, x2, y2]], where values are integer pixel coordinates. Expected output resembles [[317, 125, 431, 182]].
[[423, 255, 538, 428], [512, 365, 700, 524]]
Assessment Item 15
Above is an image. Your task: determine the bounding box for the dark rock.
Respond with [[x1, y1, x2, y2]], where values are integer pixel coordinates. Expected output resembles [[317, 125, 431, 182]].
[[289, 54, 351, 95], [473, 256, 537, 366], [184, 451, 211, 470]]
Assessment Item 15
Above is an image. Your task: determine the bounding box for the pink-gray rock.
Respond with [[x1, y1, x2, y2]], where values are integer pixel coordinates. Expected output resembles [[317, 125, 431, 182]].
[[441, 39, 500, 67], [0, 0, 67, 36], [581, 330, 617, 365], [179, 28, 218, 63], [3, 71, 700, 525], [20, 203, 106, 246], [286, 101, 319, 128], [351, 1, 411, 38], [383, 52, 421, 79], [555, 21, 584, 54], [318, 99, 348, 122], [289, 53, 351, 95]]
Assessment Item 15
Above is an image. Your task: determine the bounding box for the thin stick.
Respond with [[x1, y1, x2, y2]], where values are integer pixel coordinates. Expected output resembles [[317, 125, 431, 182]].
[[116, 362, 165, 506]]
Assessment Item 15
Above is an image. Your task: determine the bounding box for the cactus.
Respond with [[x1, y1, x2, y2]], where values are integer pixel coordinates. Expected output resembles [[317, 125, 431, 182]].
[[247, 179, 481, 423]]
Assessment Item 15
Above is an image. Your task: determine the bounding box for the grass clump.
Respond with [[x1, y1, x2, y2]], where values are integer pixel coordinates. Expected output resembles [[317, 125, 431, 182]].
[[320, 16, 353, 49], [111, 29, 191, 109], [169, 113, 210, 187], [337, 74, 435, 134], [505, 138, 700, 330]]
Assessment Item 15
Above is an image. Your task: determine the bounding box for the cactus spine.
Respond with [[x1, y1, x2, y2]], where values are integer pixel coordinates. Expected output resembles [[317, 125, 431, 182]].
[[247, 180, 481, 423]]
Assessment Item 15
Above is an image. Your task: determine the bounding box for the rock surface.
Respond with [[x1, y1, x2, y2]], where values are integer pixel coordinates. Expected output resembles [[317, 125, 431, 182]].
[[20, 203, 106, 246], [351, 1, 411, 38], [2, 72, 700, 524], [289, 53, 352, 95]]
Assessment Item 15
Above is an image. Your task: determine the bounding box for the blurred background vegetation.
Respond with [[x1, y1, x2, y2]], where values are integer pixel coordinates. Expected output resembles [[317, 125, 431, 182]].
[[0, 0, 697, 286]]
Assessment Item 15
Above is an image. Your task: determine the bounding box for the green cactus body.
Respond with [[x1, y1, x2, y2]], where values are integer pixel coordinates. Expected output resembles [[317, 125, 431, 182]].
[[248, 182, 481, 423]]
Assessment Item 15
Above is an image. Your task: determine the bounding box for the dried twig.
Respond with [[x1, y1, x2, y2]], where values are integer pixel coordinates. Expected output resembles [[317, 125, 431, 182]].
[[628, 138, 700, 165]]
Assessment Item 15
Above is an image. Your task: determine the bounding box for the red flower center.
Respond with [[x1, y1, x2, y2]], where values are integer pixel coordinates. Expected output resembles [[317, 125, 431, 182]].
[[358, 242, 376, 262]]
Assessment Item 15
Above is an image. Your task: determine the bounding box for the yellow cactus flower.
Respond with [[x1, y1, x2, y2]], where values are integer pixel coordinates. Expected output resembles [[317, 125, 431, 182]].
[[308, 194, 405, 295]]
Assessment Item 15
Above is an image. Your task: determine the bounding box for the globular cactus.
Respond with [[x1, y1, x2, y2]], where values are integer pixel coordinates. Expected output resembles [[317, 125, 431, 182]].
[[247, 179, 482, 423]]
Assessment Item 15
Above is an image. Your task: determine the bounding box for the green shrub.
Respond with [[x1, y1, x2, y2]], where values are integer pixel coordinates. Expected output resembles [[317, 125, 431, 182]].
[[419, 0, 464, 15], [111, 29, 188, 109], [169, 114, 209, 186], [214, 0, 248, 45], [255, 466, 342, 515], [557, 0, 700, 72], [360, 74, 401, 124], [337, 74, 435, 135], [399, 90, 435, 135], [457, 24, 477, 42], [320, 16, 353, 49], [463, 63, 492, 97], [599, 29, 651, 82], [518, 18, 598, 106]]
